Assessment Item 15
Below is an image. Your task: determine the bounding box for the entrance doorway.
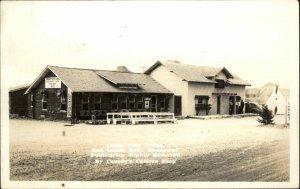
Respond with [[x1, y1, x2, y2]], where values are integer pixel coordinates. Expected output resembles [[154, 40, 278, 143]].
[[150, 95, 157, 112], [174, 96, 182, 116], [217, 96, 221, 114], [229, 96, 235, 115]]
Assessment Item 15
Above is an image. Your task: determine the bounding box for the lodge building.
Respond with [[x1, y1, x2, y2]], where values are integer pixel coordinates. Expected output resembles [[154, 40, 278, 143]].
[[145, 61, 250, 117], [24, 65, 172, 121], [10, 61, 250, 121]]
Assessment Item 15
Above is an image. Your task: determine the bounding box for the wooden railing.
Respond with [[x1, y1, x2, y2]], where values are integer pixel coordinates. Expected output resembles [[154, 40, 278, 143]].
[[107, 112, 177, 125]]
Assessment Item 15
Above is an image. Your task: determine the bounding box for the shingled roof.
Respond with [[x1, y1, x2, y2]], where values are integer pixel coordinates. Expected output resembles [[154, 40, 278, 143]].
[[25, 66, 172, 94], [145, 60, 250, 86]]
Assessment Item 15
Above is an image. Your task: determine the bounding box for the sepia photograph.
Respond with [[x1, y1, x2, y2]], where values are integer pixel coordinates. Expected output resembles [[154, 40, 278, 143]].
[[1, 1, 299, 188]]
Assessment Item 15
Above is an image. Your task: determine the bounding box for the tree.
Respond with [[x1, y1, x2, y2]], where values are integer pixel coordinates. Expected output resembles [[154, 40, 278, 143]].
[[257, 105, 275, 125]]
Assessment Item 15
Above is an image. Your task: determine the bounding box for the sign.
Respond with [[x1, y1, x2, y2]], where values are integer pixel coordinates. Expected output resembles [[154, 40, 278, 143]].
[[145, 101, 150, 109], [67, 88, 72, 118], [212, 92, 237, 96], [45, 77, 61, 88]]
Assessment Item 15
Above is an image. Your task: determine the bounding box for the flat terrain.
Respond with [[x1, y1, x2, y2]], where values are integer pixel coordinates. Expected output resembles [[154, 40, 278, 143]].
[[9, 115, 289, 181]]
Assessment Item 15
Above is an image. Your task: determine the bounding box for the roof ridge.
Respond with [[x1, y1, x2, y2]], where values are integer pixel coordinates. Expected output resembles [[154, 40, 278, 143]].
[[162, 61, 223, 69], [96, 70, 145, 74], [48, 65, 144, 74]]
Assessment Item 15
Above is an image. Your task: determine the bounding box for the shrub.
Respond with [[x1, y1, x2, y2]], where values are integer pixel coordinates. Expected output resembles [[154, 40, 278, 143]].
[[257, 105, 275, 125]]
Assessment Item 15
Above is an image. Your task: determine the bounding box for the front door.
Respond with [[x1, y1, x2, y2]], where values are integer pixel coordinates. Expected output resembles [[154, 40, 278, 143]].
[[217, 96, 221, 114], [150, 95, 157, 112], [174, 96, 182, 116]]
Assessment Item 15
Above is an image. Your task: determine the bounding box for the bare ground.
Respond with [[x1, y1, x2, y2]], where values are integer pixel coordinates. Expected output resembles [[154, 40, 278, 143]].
[[9, 115, 289, 181]]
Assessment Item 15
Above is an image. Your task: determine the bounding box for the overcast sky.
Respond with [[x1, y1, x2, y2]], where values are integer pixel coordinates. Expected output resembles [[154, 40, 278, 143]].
[[1, 1, 298, 89]]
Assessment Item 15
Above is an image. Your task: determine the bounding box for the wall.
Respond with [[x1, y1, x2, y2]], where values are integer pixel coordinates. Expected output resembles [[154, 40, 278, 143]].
[[187, 82, 214, 116], [149, 65, 189, 116], [215, 71, 227, 80], [187, 82, 246, 116], [9, 88, 28, 116], [210, 85, 246, 115], [29, 71, 68, 120]]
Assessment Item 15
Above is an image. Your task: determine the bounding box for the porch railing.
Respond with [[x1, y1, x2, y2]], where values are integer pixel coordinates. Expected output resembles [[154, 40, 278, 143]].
[[107, 112, 177, 125]]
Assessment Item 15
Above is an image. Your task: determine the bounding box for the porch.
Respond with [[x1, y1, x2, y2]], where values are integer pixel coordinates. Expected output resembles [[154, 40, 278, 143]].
[[71, 92, 172, 121]]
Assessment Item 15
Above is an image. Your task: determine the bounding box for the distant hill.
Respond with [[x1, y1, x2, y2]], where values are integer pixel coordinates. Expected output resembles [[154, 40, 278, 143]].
[[246, 83, 290, 105]]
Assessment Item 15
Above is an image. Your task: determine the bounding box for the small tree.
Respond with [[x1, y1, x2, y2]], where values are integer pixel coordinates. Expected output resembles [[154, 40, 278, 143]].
[[257, 105, 275, 125]]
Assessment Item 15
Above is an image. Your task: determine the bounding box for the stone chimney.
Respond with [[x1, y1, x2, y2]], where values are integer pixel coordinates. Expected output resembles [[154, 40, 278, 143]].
[[116, 66, 131, 73], [140, 66, 146, 73]]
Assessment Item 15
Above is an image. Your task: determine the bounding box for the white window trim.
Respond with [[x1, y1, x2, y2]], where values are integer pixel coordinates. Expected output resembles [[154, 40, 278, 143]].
[[60, 92, 67, 111], [41, 93, 47, 110]]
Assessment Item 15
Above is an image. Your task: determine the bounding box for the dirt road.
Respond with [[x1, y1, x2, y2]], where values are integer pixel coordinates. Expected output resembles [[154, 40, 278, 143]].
[[9, 115, 289, 181]]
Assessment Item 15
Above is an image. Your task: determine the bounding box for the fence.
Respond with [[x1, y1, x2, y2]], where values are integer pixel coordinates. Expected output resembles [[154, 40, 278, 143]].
[[107, 112, 177, 125]]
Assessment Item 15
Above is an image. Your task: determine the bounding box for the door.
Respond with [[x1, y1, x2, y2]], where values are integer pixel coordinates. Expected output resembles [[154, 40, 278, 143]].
[[174, 96, 182, 116], [217, 96, 221, 114], [150, 95, 157, 112]]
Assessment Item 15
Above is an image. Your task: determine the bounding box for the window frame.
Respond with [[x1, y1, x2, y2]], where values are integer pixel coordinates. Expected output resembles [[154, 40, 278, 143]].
[[160, 97, 165, 109], [60, 91, 67, 111], [137, 95, 143, 109], [30, 93, 34, 107], [41, 91, 48, 110]]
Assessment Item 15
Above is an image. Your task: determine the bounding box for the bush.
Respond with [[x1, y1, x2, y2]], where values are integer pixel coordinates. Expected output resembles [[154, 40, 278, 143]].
[[257, 105, 275, 125]]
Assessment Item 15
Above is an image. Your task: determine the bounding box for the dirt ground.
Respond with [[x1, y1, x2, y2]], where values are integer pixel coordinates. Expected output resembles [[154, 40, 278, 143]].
[[9, 115, 289, 181]]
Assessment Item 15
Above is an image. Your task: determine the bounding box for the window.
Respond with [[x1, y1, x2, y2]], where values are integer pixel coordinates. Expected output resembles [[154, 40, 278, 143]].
[[94, 95, 101, 110], [119, 96, 127, 109], [82, 94, 89, 110], [195, 96, 208, 105], [128, 95, 135, 109], [30, 94, 34, 107], [160, 97, 165, 109], [42, 91, 48, 110], [215, 79, 227, 88], [60, 91, 67, 111], [195, 96, 209, 109], [111, 96, 118, 110], [196, 97, 207, 105], [137, 95, 143, 109], [118, 84, 138, 89]]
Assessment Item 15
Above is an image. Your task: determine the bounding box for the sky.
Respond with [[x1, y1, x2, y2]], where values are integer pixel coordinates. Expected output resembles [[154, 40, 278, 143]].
[[1, 1, 299, 89]]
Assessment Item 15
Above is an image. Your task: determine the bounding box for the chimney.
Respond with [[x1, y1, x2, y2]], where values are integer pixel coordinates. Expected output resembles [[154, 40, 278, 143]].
[[116, 66, 131, 73]]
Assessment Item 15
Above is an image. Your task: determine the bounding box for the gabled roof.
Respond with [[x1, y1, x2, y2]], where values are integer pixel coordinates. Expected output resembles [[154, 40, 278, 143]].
[[145, 60, 250, 86], [25, 66, 172, 94]]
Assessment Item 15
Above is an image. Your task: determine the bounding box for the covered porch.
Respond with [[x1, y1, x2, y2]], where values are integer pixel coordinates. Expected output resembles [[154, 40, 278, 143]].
[[71, 92, 172, 121]]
